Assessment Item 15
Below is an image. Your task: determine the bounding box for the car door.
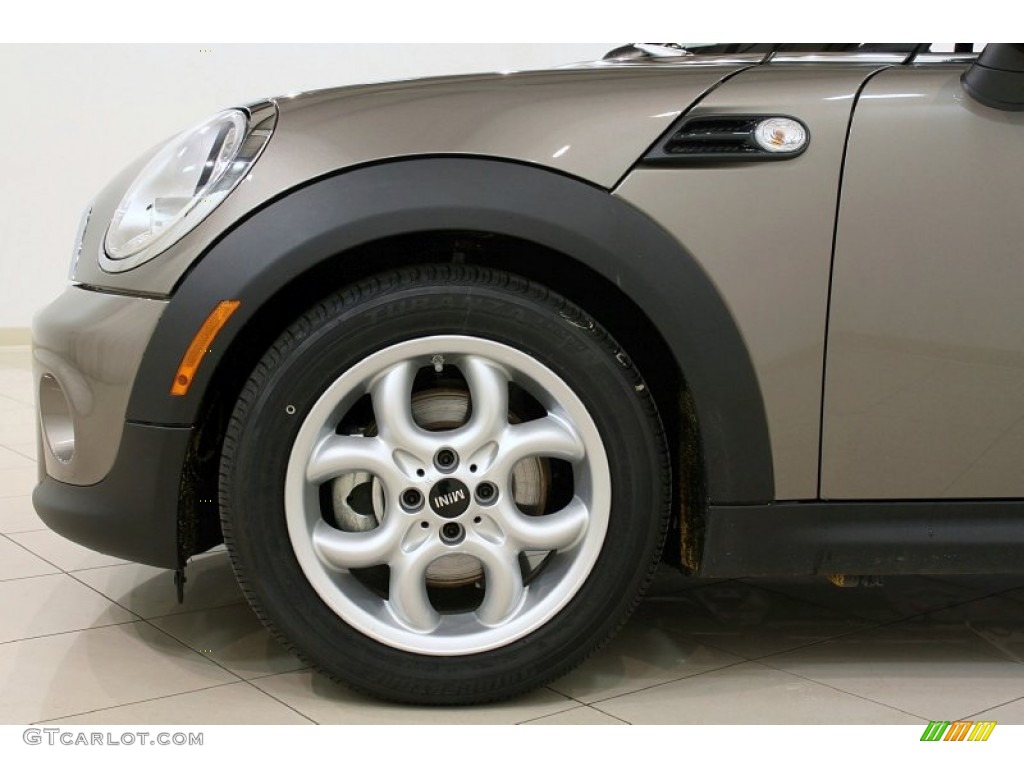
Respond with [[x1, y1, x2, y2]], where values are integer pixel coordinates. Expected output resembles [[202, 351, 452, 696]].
[[821, 51, 1024, 499]]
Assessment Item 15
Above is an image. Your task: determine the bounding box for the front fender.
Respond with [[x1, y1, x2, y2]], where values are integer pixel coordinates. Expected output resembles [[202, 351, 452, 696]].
[[125, 158, 774, 504]]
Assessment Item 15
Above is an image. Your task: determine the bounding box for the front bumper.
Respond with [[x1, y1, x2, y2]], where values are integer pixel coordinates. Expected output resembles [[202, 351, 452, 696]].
[[32, 286, 188, 568], [34, 422, 190, 568], [33, 286, 168, 484]]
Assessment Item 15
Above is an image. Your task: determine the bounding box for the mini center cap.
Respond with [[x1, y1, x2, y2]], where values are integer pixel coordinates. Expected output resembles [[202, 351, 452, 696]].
[[429, 478, 470, 519]]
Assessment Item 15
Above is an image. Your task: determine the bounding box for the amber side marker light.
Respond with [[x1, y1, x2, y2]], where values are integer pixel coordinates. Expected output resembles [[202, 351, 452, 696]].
[[170, 300, 241, 396]]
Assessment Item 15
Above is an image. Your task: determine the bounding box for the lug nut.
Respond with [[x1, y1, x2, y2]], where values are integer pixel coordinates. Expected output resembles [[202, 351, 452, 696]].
[[475, 481, 498, 505], [440, 522, 464, 545], [434, 448, 459, 473], [400, 488, 423, 512]]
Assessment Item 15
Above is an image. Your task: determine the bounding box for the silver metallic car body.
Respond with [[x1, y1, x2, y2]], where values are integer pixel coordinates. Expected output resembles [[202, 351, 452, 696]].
[[52, 60, 750, 487], [33, 288, 165, 484], [823, 65, 1024, 498], [72, 63, 750, 294], [618, 63, 886, 498], [41, 47, 1024, 561]]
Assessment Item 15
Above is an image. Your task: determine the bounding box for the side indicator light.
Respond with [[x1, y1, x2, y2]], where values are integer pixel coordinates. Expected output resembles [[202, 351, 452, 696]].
[[753, 117, 808, 153], [170, 300, 241, 396]]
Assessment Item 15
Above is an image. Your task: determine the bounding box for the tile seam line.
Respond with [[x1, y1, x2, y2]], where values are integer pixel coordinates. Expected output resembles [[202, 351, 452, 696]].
[[29, 680, 246, 725], [136, 612, 316, 725], [133, 598, 251, 622], [247, 674, 372, 726], [236, 677, 318, 725], [962, 693, 1024, 721], [539, 686, 589, 708], [515, 703, 587, 724], [70, 568, 265, 693], [581, 657, 751, 707], [0, 528, 48, 535], [750, 659, 941, 722], [583, 704, 632, 725], [0, 617, 142, 647], [0, 569, 73, 585], [592, 659, 927, 725], [59, 570, 317, 725], [65, 570, 160, 622], [0, 531, 66, 576], [135, 611, 250, 685]]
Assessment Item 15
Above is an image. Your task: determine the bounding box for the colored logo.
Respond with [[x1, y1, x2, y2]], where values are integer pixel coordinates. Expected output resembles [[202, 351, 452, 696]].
[[921, 721, 996, 742]]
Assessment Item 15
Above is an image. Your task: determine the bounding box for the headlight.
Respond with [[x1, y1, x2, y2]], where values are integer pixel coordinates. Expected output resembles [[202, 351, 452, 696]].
[[102, 106, 275, 272]]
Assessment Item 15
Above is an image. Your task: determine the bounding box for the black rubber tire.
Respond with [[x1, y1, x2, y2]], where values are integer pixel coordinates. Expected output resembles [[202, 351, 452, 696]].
[[219, 265, 670, 704]]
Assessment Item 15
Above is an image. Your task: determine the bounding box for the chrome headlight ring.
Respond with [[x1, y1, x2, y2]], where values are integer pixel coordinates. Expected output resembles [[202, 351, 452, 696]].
[[100, 102, 277, 273]]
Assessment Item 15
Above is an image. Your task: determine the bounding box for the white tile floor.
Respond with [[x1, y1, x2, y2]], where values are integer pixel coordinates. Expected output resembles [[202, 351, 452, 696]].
[[4, 345, 1024, 724]]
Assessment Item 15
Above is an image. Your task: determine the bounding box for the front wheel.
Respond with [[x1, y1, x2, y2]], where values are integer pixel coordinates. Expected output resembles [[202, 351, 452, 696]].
[[220, 265, 670, 704]]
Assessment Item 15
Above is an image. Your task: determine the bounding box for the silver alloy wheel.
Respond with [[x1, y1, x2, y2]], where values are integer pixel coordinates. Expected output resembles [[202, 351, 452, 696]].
[[284, 335, 611, 655]]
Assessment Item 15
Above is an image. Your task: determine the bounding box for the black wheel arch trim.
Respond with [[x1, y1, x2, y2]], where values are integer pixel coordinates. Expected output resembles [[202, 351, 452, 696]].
[[124, 157, 774, 504]]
